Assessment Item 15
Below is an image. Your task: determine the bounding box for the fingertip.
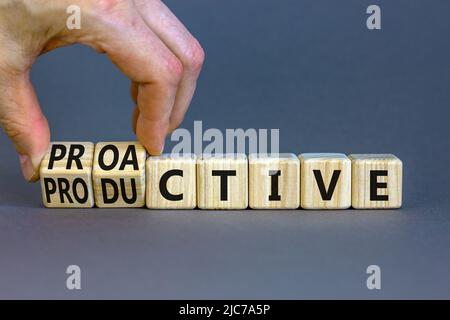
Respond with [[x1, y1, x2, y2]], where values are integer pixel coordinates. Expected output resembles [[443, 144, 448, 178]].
[[142, 137, 165, 155], [15, 117, 49, 182], [19, 153, 41, 182], [142, 140, 165, 156], [0, 68, 50, 182], [136, 116, 168, 155]]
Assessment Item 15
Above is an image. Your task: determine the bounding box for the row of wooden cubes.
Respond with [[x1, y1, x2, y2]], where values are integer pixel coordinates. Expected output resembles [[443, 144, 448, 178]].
[[40, 142, 402, 209]]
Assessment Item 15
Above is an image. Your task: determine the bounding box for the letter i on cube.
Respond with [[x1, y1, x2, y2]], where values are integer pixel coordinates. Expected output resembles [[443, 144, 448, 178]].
[[249, 153, 300, 209]]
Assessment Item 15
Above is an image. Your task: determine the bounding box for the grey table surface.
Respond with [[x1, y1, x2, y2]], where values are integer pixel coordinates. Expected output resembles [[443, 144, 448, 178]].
[[0, 0, 449, 299]]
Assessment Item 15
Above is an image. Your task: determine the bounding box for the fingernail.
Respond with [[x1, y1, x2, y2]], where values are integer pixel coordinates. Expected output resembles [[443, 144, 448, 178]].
[[19, 154, 40, 182]]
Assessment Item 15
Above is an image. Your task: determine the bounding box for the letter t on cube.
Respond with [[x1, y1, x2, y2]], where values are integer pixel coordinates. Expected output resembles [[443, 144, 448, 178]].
[[197, 154, 248, 209]]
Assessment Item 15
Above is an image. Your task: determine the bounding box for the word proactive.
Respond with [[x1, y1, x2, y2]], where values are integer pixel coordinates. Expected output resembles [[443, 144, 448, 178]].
[[40, 142, 403, 210]]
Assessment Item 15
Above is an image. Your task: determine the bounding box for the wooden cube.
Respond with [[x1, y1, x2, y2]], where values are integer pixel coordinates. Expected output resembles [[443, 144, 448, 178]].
[[349, 154, 402, 209], [197, 154, 248, 209], [93, 142, 147, 207], [40, 142, 94, 208], [146, 154, 197, 209], [249, 153, 300, 209], [299, 153, 351, 209]]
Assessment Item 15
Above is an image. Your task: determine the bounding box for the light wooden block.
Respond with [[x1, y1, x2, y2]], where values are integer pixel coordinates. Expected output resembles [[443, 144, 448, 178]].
[[40, 142, 94, 208], [249, 153, 300, 209], [93, 142, 147, 207], [197, 154, 248, 209], [146, 154, 197, 209], [299, 153, 351, 209], [349, 154, 402, 209]]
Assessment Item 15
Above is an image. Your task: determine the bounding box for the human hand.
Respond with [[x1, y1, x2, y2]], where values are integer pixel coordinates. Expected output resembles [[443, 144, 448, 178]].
[[0, 0, 204, 181]]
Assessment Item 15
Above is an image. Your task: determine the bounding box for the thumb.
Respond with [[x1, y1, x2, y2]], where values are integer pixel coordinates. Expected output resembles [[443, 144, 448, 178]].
[[0, 71, 50, 182]]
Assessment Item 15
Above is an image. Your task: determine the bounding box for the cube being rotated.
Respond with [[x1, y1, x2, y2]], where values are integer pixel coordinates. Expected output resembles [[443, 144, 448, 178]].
[[197, 154, 248, 209], [348, 154, 402, 209], [146, 154, 197, 209], [93, 142, 147, 207], [249, 153, 300, 209], [40, 142, 95, 208], [299, 153, 351, 209]]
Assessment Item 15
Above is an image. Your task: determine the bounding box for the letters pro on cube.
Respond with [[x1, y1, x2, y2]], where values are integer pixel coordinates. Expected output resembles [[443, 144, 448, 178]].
[[40, 142, 402, 209]]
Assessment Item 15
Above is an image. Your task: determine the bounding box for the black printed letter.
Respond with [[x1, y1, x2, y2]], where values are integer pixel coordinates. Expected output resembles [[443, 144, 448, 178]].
[[269, 170, 281, 201], [370, 170, 388, 201], [119, 145, 139, 171], [313, 170, 341, 200], [98, 145, 119, 171], [72, 178, 88, 203], [48, 144, 66, 169], [101, 178, 119, 203], [67, 144, 85, 170], [44, 178, 57, 203], [160, 170, 183, 201], [212, 170, 236, 201]]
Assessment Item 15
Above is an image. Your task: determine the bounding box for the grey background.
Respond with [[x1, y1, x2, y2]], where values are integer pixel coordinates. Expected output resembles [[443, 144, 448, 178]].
[[0, 0, 449, 299]]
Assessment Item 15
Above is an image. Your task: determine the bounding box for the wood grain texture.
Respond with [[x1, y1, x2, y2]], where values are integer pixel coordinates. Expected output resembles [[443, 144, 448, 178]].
[[197, 154, 248, 209], [146, 154, 197, 209], [40, 142, 94, 208], [349, 154, 402, 209], [249, 153, 300, 209], [299, 153, 351, 209], [93, 142, 147, 208]]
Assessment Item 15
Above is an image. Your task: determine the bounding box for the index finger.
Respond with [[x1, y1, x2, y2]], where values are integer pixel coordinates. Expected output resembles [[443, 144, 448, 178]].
[[82, 2, 182, 154]]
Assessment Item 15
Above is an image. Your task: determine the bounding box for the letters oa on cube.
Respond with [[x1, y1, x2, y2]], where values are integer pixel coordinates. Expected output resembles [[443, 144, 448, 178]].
[[40, 142, 95, 208], [93, 142, 147, 207]]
